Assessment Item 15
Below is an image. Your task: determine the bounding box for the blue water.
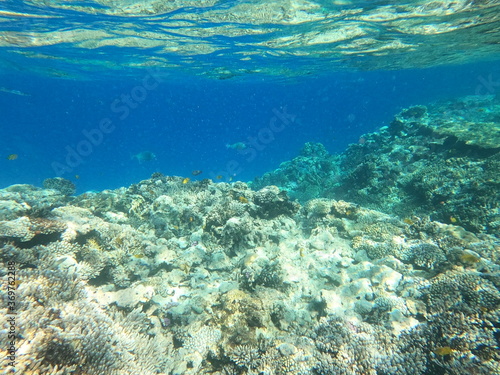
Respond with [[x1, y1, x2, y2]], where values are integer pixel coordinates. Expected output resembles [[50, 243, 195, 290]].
[[1, 61, 499, 193], [1, 0, 499, 193]]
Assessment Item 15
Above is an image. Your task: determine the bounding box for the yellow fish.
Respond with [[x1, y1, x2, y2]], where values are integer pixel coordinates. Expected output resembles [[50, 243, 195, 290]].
[[182, 177, 190, 184], [433, 347, 454, 356], [238, 196, 249, 203], [460, 253, 480, 263], [6, 154, 18, 160]]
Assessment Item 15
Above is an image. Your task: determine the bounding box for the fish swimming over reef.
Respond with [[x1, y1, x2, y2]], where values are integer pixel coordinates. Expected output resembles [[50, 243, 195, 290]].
[[132, 151, 156, 162], [226, 142, 247, 151]]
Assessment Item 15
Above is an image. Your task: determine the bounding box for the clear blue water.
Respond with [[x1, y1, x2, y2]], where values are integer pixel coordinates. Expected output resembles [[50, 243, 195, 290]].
[[1, 4, 500, 374], [1, 0, 499, 193]]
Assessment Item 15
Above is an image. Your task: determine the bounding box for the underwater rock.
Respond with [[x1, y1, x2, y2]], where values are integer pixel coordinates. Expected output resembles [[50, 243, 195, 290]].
[[370, 264, 402, 292], [423, 95, 500, 150], [253, 185, 299, 219], [0, 184, 66, 221], [399, 105, 427, 119], [43, 177, 76, 196], [0, 216, 66, 243], [250, 142, 341, 203], [0, 216, 34, 241]]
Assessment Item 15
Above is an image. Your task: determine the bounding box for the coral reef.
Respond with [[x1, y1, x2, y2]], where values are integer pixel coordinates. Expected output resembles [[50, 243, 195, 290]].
[[0, 96, 499, 374], [43, 177, 77, 196], [0, 184, 67, 221], [0, 268, 174, 375], [251, 95, 500, 236]]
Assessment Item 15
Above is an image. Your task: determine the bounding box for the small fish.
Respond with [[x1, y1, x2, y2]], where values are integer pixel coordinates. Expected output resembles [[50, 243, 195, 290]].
[[133, 253, 144, 259], [216, 175, 223, 180], [460, 252, 480, 263], [132, 151, 156, 162], [6, 154, 18, 160], [226, 142, 247, 151], [182, 177, 190, 184], [238, 196, 249, 203], [0, 87, 30, 96], [433, 347, 454, 356], [75, 174, 80, 179], [191, 170, 202, 176], [450, 216, 458, 223], [19, 263, 37, 269]]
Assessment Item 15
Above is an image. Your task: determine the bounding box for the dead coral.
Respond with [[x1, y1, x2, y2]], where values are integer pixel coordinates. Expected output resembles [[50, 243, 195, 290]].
[[0, 268, 174, 375]]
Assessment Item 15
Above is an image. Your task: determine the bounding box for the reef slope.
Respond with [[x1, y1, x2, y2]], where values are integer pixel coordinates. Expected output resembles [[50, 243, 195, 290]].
[[252, 95, 500, 236]]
